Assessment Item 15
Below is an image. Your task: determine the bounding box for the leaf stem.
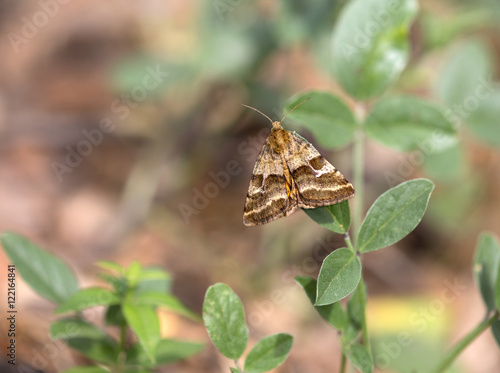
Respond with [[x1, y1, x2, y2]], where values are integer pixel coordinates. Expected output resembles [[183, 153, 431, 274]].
[[430, 311, 499, 373]]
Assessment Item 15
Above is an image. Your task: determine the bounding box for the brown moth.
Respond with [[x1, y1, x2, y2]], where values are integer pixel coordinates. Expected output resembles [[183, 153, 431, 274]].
[[242, 100, 355, 226]]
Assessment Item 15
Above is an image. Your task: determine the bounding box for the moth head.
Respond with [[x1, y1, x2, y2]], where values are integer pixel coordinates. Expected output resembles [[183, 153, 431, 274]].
[[241, 97, 311, 130]]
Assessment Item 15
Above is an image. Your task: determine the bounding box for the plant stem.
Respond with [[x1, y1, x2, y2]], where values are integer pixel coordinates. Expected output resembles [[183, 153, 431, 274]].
[[119, 321, 127, 354], [352, 126, 365, 246], [350, 104, 370, 357], [340, 352, 347, 373], [359, 279, 371, 355], [430, 311, 499, 373], [344, 232, 355, 253]]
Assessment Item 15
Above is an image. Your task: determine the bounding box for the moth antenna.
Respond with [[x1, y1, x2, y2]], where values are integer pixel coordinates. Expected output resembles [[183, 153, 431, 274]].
[[280, 97, 311, 124], [241, 104, 274, 125]]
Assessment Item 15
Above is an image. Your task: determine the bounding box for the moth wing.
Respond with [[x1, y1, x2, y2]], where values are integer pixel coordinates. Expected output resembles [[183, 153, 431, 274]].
[[286, 133, 355, 208], [243, 139, 297, 226]]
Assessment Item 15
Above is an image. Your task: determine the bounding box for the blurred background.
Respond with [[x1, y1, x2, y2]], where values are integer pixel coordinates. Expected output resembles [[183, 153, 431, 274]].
[[0, 0, 500, 372]]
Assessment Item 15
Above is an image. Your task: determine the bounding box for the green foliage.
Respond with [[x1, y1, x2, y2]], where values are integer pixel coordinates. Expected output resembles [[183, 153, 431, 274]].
[[123, 304, 161, 363], [203, 283, 249, 360], [344, 344, 373, 373], [331, 0, 418, 99], [62, 367, 109, 373], [492, 321, 500, 348], [3, 0, 500, 372], [364, 96, 456, 152], [283, 91, 356, 149], [55, 288, 120, 313], [126, 338, 204, 368], [316, 248, 361, 305], [357, 179, 434, 253], [1, 232, 78, 304], [244, 334, 293, 373], [473, 233, 500, 312], [434, 38, 500, 148], [467, 91, 500, 147], [347, 281, 368, 334], [435, 40, 493, 108], [0, 233, 203, 372], [423, 143, 465, 183], [295, 276, 347, 330], [203, 284, 293, 372], [51, 318, 110, 340], [304, 200, 351, 234]]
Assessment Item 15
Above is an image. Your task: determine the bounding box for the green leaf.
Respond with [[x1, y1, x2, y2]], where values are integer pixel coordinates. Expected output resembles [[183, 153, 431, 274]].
[[492, 320, 500, 348], [51, 318, 108, 340], [426, 178, 481, 231], [62, 367, 109, 373], [134, 267, 172, 295], [230, 368, 242, 373], [345, 344, 374, 373], [1, 232, 78, 304], [496, 270, 500, 312], [55, 288, 120, 314], [66, 338, 118, 365], [203, 283, 248, 359], [332, 0, 418, 99], [364, 96, 456, 152], [244, 334, 293, 373], [316, 248, 361, 306], [155, 339, 204, 365], [99, 274, 128, 297], [435, 40, 493, 109], [105, 304, 125, 326], [133, 292, 200, 321], [304, 200, 351, 234], [421, 11, 489, 50], [467, 90, 500, 148], [473, 233, 500, 311], [347, 280, 367, 333], [358, 179, 434, 253], [123, 304, 161, 363], [423, 143, 465, 183], [126, 261, 142, 287], [283, 91, 356, 149], [52, 320, 118, 366], [127, 338, 204, 367], [295, 276, 347, 330], [96, 260, 125, 275]]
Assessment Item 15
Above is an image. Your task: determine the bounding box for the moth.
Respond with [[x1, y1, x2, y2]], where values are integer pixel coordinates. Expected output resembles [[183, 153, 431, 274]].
[[242, 100, 355, 226]]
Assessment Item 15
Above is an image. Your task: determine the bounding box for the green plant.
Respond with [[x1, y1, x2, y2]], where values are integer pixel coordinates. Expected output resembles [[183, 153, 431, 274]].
[[1, 233, 204, 373], [202, 283, 293, 373], [267, 0, 500, 371]]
